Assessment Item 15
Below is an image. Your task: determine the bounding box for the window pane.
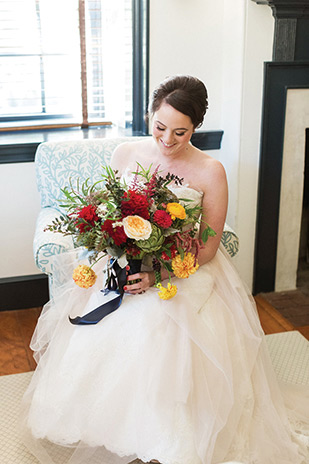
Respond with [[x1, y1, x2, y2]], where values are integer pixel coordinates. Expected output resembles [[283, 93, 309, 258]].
[[85, 0, 132, 127], [0, 56, 42, 114], [0, 0, 134, 127], [43, 56, 81, 115], [0, 0, 81, 120], [0, 0, 39, 54], [39, 0, 80, 55]]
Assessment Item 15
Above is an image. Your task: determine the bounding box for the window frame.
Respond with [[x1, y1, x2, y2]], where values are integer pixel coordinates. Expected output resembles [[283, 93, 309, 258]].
[[132, 0, 149, 135]]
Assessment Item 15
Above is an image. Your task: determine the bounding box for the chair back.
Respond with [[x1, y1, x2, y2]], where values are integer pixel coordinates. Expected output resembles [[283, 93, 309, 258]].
[[35, 137, 146, 209]]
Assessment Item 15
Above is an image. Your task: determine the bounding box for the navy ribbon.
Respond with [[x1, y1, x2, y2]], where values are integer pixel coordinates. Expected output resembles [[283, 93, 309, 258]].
[[69, 259, 127, 325]]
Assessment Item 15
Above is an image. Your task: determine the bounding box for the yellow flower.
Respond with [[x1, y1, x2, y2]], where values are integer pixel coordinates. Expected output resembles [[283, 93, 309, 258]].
[[166, 202, 186, 221], [122, 215, 152, 240], [72, 265, 97, 289], [157, 282, 177, 300], [171, 252, 199, 279]]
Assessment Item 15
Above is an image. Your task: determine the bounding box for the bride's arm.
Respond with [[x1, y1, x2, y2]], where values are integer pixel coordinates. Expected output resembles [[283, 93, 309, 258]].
[[156, 160, 227, 282], [196, 159, 228, 266]]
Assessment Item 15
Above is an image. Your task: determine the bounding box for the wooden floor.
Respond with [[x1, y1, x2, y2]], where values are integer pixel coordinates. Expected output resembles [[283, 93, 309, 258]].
[[255, 294, 309, 340], [0, 298, 308, 376], [0, 307, 41, 376]]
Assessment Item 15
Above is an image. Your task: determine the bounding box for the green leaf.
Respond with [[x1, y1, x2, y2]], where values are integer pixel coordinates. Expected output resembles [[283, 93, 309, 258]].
[[202, 228, 209, 243], [164, 248, 172, 258], [163, 262, 173, 273], [208, 228, 216, 237], [201, 225, 217, 243]]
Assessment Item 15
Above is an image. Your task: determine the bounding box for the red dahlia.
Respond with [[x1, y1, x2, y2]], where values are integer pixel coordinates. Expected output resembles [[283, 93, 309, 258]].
[[121, 190, 149, 219], [153, 209, 173, 228], [76, 205, 99, 233], [102, 219, 127, 246]]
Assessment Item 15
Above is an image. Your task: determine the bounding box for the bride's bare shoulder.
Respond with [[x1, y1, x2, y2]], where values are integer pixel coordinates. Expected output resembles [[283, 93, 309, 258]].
[[110, 138, 152, 173], [190, 150, 227, 196], [193, 149, 226, 178]]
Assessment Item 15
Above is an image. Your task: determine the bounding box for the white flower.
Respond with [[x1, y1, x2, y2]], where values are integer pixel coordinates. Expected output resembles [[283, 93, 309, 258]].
[[122, 215, 152, 240], [113, 221, 123, 228], [96, 201, 117, 219], [96, 203, 108, 218]]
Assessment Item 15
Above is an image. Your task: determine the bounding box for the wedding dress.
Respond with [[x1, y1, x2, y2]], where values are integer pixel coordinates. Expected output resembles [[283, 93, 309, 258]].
[[21, 184, 309, 464]]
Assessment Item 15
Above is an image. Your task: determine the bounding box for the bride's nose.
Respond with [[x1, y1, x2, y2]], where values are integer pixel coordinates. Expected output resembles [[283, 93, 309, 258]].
[[162, 132, 174, 144]]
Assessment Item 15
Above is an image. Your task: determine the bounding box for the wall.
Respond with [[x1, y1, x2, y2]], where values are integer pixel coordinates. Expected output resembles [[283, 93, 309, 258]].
[[149, 0, 224, 132], [233, 1, 274, 287], [1, 1, 274, 290], [0, 163, 40, 278]]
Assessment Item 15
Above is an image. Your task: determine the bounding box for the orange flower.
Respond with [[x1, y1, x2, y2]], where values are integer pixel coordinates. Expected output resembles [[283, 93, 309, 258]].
[[72, 265, 97, 289], [157, 282, 177, 300], [166, 202, 186, 221], [171, 252, 199, 279]]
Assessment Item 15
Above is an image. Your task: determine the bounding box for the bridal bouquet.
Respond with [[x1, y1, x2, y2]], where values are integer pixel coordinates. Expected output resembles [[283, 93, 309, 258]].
[[46, 164, 215, 301]]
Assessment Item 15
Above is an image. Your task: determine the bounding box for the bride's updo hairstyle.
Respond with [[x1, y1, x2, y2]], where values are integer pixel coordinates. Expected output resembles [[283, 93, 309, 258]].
[[148, 75, 208, 129]]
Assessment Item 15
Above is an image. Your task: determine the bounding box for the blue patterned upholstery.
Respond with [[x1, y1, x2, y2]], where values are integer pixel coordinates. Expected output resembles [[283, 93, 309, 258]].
[[33, 137, 239, 291]]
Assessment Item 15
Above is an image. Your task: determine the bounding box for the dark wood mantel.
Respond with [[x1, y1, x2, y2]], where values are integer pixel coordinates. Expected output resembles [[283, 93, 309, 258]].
[[252, 0, 309, 14], [252, 0, 309, 60]]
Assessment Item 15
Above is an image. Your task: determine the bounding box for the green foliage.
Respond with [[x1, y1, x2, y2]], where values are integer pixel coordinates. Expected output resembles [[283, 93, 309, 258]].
[[201, 224, 217, 243]]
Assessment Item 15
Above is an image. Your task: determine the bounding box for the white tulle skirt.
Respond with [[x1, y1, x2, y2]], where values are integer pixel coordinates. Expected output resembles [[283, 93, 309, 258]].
[[20, 246, 309, 464]]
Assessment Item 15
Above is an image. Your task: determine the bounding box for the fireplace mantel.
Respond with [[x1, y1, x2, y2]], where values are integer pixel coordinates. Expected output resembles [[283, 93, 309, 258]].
[[252, 0, 309, 15], [252, 0, 309, 60]]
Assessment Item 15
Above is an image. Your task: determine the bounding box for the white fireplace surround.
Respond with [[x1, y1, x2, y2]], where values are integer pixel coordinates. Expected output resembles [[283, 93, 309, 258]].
[[276, 88, 309, 291]]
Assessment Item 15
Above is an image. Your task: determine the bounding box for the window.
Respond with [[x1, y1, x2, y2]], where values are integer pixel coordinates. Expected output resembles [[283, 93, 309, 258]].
[[0, 0, 148, 131]]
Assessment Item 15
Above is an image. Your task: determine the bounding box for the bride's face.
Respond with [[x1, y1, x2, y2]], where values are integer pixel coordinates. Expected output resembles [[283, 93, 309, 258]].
[[152, 102, 194, 158]]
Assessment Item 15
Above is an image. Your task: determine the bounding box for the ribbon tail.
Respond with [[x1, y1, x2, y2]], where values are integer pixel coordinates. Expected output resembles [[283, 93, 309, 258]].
[[69, 293, 123, 325], [69, 259, 127, 326]]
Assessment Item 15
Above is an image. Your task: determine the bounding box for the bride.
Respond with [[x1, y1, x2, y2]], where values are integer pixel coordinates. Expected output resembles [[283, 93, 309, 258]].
[[21, 75, 309, 464]]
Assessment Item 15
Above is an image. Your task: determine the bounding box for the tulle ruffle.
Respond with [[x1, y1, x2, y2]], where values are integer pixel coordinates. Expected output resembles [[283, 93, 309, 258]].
[[20, 246, 309, 464]]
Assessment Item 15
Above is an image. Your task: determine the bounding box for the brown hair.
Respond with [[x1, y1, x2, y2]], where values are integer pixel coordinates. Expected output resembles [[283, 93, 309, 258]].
[[147, 75, 208, 129]]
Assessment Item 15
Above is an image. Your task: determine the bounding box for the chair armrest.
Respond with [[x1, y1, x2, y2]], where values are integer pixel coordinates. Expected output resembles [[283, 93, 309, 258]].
[[221, 224, 239, 257], [33, 207, 74, 275]]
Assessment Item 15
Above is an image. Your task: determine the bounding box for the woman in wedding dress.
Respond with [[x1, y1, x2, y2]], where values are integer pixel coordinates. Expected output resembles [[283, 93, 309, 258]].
[[21, 76, 309, 464]]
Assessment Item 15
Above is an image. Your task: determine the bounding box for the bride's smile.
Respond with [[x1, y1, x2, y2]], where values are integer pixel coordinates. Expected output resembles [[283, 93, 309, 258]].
[[160, 139, 175, 148]]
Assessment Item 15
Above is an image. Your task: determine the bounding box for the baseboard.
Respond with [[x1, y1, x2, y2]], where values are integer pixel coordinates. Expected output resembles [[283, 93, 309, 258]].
[[0, 274, 49, 311]]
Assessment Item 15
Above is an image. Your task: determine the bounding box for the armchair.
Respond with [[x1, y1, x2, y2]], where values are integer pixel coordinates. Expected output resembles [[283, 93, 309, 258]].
[[33, 137, 239, 294]]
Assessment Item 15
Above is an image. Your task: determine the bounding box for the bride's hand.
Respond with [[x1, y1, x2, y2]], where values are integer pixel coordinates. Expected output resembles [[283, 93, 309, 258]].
[[124, 271, 155, 294]]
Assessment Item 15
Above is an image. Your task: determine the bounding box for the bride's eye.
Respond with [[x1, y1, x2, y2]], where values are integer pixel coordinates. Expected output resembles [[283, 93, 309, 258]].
[[176, 132, 185, 137], [156, 126, 165, 131]]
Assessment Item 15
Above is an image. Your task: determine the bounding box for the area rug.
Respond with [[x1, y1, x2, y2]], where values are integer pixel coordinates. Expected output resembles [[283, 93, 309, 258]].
[[1, 331, 308, 464]]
